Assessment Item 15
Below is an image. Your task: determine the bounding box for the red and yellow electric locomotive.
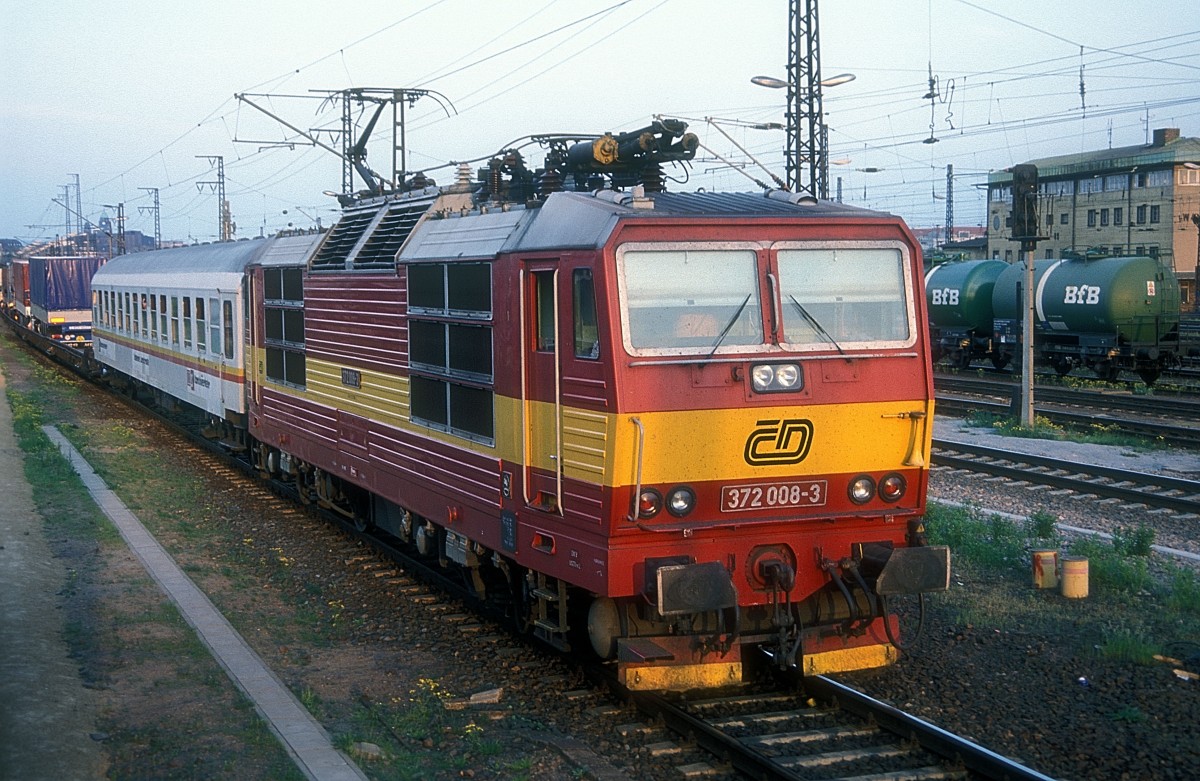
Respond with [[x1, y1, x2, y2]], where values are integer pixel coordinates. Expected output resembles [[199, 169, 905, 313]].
[[246, 120, 949, 690]]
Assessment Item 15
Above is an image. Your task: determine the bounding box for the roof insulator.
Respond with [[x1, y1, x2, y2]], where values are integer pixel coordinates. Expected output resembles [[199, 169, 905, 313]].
[[766, 189, 818, 205]]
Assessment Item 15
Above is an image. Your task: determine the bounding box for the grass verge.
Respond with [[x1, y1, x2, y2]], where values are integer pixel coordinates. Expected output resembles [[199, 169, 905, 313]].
[[924, 501, 1200, 663]]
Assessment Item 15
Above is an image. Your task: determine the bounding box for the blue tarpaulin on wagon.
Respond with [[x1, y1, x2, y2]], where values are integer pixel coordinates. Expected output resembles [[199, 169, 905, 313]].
[[29, 255, 106, 311]]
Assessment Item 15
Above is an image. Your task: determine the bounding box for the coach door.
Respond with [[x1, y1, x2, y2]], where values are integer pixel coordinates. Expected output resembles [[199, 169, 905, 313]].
[[521, 265, 563, 513]]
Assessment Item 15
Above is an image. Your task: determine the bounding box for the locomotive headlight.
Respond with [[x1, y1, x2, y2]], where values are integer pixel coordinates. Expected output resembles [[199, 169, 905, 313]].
[[848, 475, 876, 505], [751, 362, 803, 392], [879, 473, 906, 502], [751, 364, 776, 390], [666, 486, 696, 517], [638, 488, 664, 519], [774, 364, 800, 388]]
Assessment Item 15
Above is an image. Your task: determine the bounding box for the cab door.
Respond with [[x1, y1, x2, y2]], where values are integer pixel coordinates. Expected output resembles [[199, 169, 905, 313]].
[[521, 265, 563, 513]]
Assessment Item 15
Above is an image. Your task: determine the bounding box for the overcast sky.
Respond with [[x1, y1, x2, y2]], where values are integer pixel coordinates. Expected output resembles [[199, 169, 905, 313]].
[[3, 0, 1199, 244]]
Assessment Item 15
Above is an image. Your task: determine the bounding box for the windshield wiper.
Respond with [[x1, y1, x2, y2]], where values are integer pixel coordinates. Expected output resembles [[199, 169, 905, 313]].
[[706, 293, 753, 359], [788, 295, 845, 355]]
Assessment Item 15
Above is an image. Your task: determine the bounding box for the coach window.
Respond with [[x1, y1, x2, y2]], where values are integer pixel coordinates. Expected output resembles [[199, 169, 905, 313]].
[[124, 292, 132, 333], [133, 292, 140, 336], [223, 301, 234, 360], [182, 298, 193, 348], [196, 297, 206, 352], [141, 294, 149, 338], [150, 295, 158, 340], [209, 298, 220, 356], [171, 297, 180, 346], [159, 296, 168, 342], [573, 269, 600, 359]]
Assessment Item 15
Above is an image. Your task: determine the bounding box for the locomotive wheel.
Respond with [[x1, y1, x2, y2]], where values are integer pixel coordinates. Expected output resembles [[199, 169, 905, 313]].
[[990, 355, 1010, 371]]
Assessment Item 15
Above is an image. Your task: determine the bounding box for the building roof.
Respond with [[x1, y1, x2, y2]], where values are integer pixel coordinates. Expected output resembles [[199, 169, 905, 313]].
[[989, 129, 1200, 182]]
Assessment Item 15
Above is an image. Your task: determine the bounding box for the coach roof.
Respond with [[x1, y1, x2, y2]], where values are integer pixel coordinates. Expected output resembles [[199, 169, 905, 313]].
[[93, 234, 321, 289]]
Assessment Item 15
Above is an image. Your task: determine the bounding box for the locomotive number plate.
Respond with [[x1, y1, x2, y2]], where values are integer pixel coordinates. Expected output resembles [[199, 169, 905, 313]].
[[721, 480, 827, 512]]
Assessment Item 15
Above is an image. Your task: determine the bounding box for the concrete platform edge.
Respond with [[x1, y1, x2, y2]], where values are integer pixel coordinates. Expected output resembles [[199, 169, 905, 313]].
[[42, 425, 368, 781]]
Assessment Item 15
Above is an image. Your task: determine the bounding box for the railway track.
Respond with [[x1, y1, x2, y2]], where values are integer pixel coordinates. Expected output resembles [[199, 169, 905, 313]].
[[604, 675, 1056, 781], [931, 439, 1200, 516], [934, 394, 1200, 449], [936, 374, 1200, 416]]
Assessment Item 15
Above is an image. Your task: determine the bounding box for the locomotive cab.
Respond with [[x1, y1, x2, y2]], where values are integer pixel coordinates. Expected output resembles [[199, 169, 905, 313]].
[[513, 190, 950, 689]]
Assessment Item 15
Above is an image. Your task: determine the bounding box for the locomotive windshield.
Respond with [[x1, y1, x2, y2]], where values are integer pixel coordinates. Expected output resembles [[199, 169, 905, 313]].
[[620, 247, 763, 351], [617, 242, 914, 356], [777, 246, 910, 346]]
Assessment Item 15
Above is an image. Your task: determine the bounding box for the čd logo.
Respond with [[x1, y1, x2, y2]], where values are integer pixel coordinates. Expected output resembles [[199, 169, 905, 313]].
[[744, 419, 814, 465]]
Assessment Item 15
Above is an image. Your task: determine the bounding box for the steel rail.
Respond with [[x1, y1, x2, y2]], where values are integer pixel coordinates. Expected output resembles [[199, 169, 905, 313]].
[[624, 688, 809, 781], [936, 375, 1200, 416], [931, 439, 1200, 515], [805, 676, 1058, 781]]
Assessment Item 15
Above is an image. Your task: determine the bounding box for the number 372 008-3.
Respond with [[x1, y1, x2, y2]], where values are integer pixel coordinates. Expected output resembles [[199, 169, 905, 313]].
[[720, 481, 827, 512]]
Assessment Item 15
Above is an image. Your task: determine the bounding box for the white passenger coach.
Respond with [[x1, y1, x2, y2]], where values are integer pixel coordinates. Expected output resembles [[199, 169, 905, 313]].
[[91, 234, 321, 426]]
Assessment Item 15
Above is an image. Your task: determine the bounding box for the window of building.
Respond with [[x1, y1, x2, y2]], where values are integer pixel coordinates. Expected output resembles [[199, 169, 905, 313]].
[[1180, 167, 1200, 186], [1045, 249, 1054, 259], [1087, 210, 1097, 227], [1147, 170, 1171, 187], [1136, 246, 1145, 256], [1104, 174, 1126, 191], [1100, 209, 1109, 226], [992, 215, 1001, 231], [1078, 178, 1102, 194], [1149, 245, 1160, 258], [1060, 213, 1069, 225], [263, 267, 306, 388], [1136, 205, 1147, 224], [406, 261, 494, 443], [1150, 205, 1161, 223], [1005, 250, 1013, 261], [992, 250, 1000, 259], [1134, 172, 1148, 188], [1114, 207, 1123, 226]]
